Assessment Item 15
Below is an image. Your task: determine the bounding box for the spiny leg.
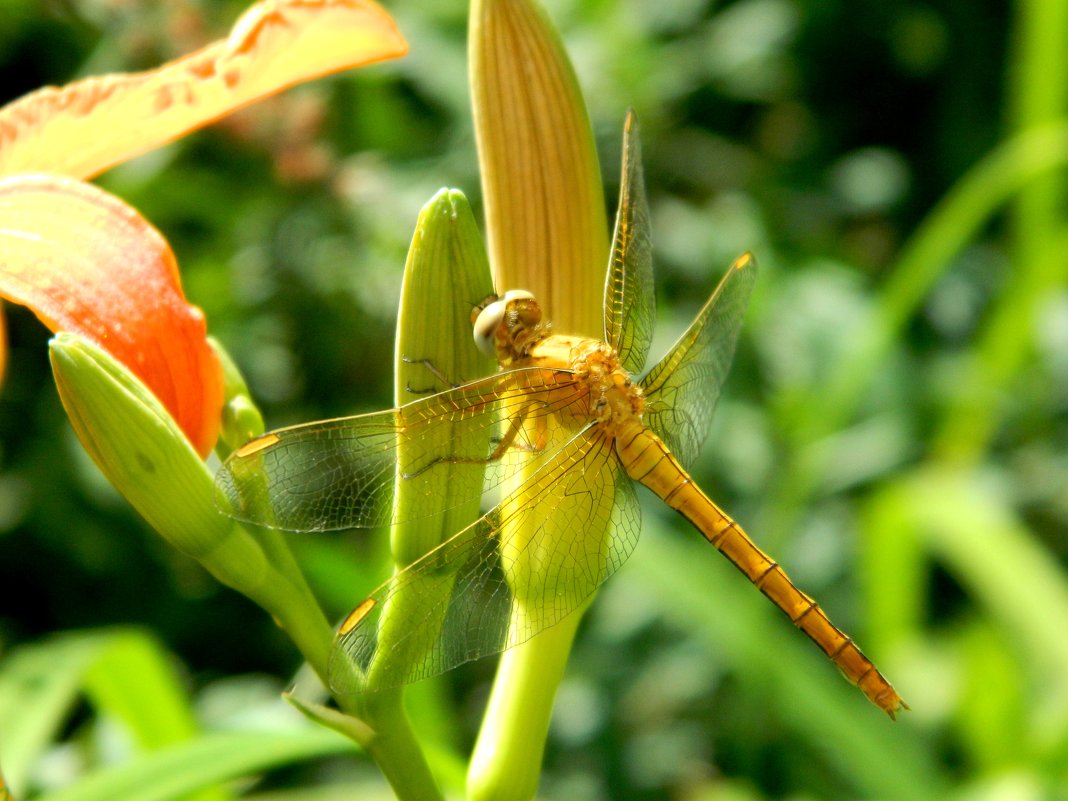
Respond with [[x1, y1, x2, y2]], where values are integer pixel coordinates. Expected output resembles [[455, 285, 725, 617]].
[[400, 355, 469, 394], [398, 400, 548, 480]]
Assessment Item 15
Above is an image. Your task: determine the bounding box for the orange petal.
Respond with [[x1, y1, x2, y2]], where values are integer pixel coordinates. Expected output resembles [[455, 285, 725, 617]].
[[0, 175, 222, 457], [0, 0, 407, 179]]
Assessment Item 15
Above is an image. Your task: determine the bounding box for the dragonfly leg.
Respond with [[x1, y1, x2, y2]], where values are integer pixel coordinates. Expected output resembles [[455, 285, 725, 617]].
[[485, 400, 547, 459], [398, 401, 544, 480], [400, 356, 468, 394]]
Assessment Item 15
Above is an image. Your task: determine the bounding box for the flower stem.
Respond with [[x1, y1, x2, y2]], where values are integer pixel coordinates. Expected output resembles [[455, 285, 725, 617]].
[[467, 608, 585, 801]]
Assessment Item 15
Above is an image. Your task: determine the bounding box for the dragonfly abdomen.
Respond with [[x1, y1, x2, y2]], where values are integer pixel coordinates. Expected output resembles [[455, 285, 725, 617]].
[[615, 422, 906, 719]]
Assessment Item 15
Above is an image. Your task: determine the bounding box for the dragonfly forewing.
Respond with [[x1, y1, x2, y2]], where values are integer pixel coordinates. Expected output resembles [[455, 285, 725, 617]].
[[603, 110, 655, 376], [215, 368, 586, 532]]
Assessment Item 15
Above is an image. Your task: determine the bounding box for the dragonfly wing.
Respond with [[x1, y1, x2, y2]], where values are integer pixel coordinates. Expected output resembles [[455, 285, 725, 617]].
[[328, 426, 640, 693], [640, 253, 757, 468], [215, 367, 584, 532], [603, 110, 655, 376]]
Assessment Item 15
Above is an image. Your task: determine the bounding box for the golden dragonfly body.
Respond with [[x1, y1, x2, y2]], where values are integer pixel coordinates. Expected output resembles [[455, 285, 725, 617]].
[[218, 114, 905, 718]]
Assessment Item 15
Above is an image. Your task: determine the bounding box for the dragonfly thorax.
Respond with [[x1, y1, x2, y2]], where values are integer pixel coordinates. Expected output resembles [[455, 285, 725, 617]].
[[475, 290, 646, 430], [554, 337, 646, 429]]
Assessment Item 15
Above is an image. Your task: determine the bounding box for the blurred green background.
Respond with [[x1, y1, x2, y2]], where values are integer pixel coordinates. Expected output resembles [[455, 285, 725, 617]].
[[1, 0, 1067, 799]]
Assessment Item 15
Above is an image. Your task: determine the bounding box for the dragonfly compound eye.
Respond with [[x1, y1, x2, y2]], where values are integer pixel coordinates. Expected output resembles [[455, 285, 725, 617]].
[[473, 297, 508, 355]]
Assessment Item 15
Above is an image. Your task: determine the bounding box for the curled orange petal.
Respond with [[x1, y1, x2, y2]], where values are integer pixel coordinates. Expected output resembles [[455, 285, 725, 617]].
[[0, 0, 407, 179], [0, 175, 222, 456]]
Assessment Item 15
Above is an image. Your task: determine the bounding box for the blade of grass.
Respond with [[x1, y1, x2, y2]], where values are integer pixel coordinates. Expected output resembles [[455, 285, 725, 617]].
[[34, 730, 357, 801], [931, 0, 1068, 461], [83, 630, 229, 801], [954, 620, 1029, 771], [0, 629, 226, 801], [860, 485, 928, 653], [83, 630, 209, 749], [766, 121, 1068, 534], [1009, 0, 1068, 236], [0, 633, 109, 792], [892, 467, 1068, 699]]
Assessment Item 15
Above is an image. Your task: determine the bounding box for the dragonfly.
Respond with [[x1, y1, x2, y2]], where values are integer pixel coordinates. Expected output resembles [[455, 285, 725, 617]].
[[217, 113, 906, 719]]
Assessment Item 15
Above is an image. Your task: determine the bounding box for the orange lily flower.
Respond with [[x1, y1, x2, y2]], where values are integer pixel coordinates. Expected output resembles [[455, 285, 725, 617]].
[[0, 0, 407, 456]]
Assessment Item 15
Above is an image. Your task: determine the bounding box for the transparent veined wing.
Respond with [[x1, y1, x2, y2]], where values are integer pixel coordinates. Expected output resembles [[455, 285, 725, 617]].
[[215, 367, 587, 532], [640, 253, 757, 469], [603, 110, 655, 376], [328, 425, 640, 693]]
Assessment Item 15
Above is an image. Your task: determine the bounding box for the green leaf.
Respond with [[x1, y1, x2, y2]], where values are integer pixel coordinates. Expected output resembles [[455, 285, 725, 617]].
[[283, 692, 375, 747], [886, 467, 1068, 694], [83, 630, 201, 750], [0, 632, 108, 792], [84, 631, 231, 801], [954, 619, 1027, 770], [860, 480, 928, 650], [0, 629, 224, 801], [34, 730, 357, 801]]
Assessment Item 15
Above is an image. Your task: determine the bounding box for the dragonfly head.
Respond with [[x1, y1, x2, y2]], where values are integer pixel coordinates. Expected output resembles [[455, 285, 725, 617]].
[[472, 289, 545, 362]]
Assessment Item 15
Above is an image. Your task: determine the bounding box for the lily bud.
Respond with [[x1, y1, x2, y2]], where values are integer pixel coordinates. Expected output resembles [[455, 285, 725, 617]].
[[211, 337, 266, 458], [470, 0, 607, 336], [49, 333, 270, 595]]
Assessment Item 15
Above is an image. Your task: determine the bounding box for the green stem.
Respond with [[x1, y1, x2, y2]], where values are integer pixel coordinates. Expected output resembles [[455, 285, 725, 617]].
[[467, 609, 584, 801], [234, 530, 443, 801], [242, 528, 337, 682], [345, 692, 444, 801]]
